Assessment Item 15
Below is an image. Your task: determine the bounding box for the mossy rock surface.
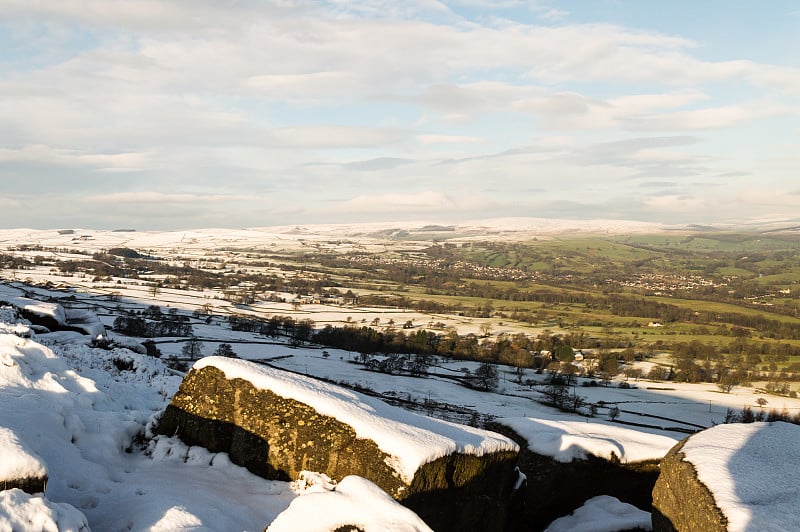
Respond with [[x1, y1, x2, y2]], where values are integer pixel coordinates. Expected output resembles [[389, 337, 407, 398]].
[[157, 365, 519, 532], [651, 439, 727, 532], [487, 422, 660, 532]]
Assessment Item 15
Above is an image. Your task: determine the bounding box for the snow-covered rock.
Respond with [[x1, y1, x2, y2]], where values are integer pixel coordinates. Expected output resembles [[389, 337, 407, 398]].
[[491, 418, 674, 531], [157, 357, 520, 532], [497, 417, 677, 464], [266, 473, 432, 532], [0, 489, 89, 532], [0, 306, 31, 337], [652, 422, 800, 532], [544, 495, 652, 532], [63, 308, 106, 339], [0, 295, 65, 330], [0, 427, 48, 494]]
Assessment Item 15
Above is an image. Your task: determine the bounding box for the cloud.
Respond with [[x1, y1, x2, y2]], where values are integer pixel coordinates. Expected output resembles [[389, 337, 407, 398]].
[[0, 145, 151, 171], [0, 2, 796, 229], [85, 192, 255, 204], [0, 196, 23, 209], [0, 0, 299, 34], [342, 157, 416, 171], [269, 126, 406, 149], [340, 191, 457, 212], [625, 103, 793, 131], [416, 134, 483, 144], [244, 72, 364, 103], [528, 0, 569, 21], [6, 2, 800, 99], [639, 181, 677, 189], [337, 190, 490, 215]]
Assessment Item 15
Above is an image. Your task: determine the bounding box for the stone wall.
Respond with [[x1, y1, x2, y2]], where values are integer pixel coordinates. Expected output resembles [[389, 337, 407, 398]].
[[157, 364, 519, 532]]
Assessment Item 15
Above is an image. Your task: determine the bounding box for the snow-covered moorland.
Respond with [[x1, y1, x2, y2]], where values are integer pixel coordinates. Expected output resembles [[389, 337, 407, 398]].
[[2, 233, 800, 530]]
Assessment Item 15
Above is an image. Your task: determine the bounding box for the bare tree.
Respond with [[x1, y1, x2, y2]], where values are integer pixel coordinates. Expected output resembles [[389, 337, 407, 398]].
[[214, 343, 236, 358], [181, 337, 203, 359]]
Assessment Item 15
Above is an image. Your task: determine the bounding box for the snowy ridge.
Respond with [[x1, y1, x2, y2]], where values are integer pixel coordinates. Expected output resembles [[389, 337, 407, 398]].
[[195, 357, 519, 482], [0, 218, 675, 255], [498, 417, 678, 463], [681, 422, 800, 532]]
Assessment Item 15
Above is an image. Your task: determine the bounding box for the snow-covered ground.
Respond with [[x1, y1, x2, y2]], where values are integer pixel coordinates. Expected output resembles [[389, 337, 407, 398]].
[[0, 219, 672, 255], [2, 287, 799, 530], [0, 306, 655, 530], [0, 310, 294, 531]]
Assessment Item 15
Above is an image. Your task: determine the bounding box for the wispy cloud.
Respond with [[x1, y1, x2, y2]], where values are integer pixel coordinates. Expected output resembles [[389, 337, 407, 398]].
[[0, 0, 796, 228], [85, 192, 255, 204]]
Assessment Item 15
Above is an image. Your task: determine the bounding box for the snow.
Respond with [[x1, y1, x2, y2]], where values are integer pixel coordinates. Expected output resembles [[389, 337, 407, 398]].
[[266, 473, 433, 532], [0, 489, 89, 532], [0, 292, 65, 326], [498, 417, 679, 463], [0, 306, 30, 336], [544, 495, 652, 532], [63, 308, 106, 339], [195, 356, 519, 483], [0, 427, 48, 483], [0, 327, 295, 531], [0, 220, 672, 256], [681, 422, 800, 532], [1, 270, 799, 530]]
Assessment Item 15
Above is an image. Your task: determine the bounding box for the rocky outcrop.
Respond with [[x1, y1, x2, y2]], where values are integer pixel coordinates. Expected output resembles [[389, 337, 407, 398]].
[[651, 438, 726, 532], [64, 308, 106, 339], [156, 358, 520, 532], [652, 422, 800, 532], [0, 427, 48, 495], [0, 296, 65, 332], [0, 295, 104, 338], [488, 422, 661, 531]]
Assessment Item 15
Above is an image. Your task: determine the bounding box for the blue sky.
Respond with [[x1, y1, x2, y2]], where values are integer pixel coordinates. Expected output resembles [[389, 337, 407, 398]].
[[0, 0, 798, 230]]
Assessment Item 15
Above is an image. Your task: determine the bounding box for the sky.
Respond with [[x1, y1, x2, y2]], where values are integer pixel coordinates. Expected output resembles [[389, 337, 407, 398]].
[[0, 0, 798, 230]]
